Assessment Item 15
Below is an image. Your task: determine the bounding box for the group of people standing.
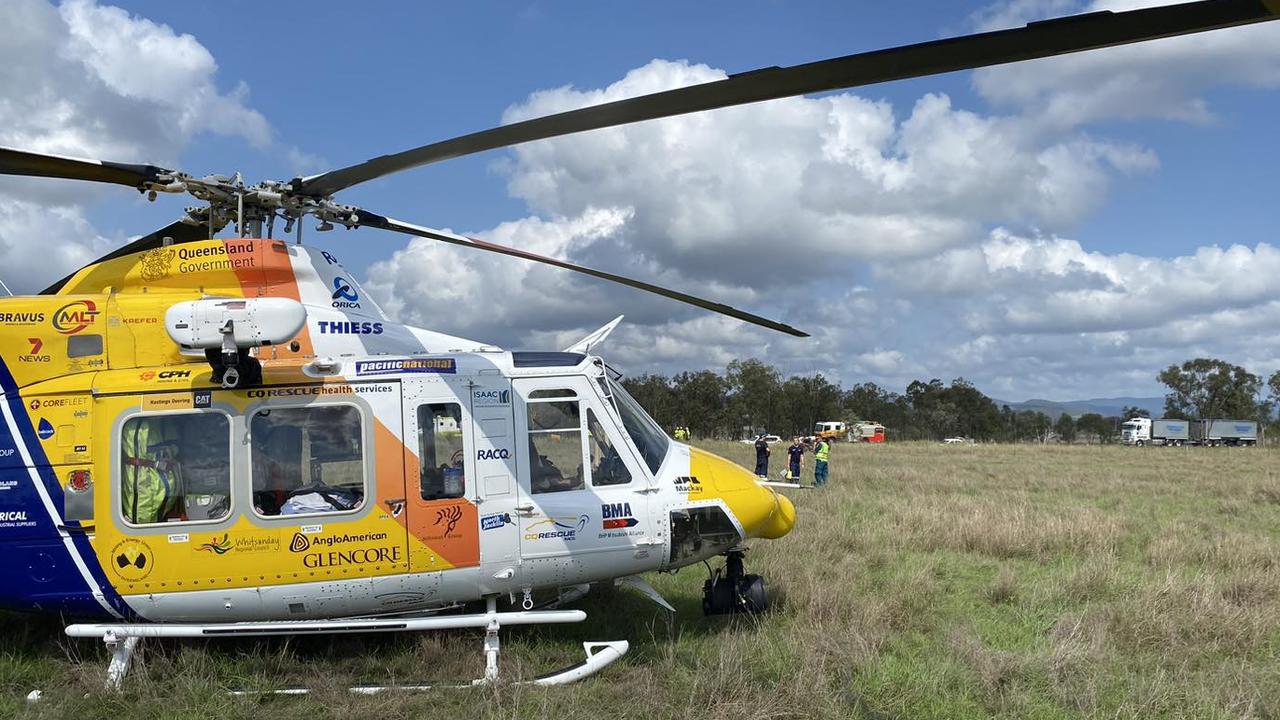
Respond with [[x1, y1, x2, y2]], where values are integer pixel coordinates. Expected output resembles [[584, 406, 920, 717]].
[[754, 435, 830, 487]]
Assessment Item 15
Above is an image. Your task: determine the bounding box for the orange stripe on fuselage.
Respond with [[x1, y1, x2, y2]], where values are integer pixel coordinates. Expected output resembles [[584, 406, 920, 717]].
[[373, 419, 479, 570], [233, 238, 316, 359]]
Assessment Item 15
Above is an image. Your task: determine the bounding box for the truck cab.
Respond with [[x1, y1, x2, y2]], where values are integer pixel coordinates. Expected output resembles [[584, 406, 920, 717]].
[[813, 422, 845, 441], [1121, 417, 1152, 446]]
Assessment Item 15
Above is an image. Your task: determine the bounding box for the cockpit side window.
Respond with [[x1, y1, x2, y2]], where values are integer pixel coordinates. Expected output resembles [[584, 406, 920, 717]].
[[606, 376, 670, 474], [121, 412, 231, 525], [527, 390, 585, 494], [587, 409, 632, 487]]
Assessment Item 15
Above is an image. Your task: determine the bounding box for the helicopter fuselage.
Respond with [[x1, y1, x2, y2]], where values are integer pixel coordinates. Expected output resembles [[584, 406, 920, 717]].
[[0, 238, 793, 622]]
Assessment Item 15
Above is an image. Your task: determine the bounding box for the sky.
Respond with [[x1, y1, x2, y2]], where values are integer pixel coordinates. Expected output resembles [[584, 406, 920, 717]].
[[1, 0, 1278, 401]]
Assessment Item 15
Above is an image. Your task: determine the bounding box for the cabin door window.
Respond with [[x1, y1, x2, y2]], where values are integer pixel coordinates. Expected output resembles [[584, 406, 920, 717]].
[[417, 403, 466, 501], [250, 405, 366, 517], [120, 412, 231, 525]]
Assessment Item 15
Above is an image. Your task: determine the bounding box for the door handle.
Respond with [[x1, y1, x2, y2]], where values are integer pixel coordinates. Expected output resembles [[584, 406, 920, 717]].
[[514, 503, 536, 515]]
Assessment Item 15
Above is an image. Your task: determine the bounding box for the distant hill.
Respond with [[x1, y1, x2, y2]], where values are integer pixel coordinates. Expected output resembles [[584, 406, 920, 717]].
[[990, 396, 1164, 419]]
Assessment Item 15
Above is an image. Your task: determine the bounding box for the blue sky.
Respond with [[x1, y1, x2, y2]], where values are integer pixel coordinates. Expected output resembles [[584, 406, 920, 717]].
[[2, 0, 1278, 400]]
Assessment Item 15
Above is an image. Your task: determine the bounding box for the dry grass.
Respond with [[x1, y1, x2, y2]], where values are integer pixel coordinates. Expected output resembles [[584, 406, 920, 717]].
[[3, 442, 1279, 719]]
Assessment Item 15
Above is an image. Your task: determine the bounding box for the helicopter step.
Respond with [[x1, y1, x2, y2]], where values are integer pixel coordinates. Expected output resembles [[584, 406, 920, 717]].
[[64, 599, 626, 691]]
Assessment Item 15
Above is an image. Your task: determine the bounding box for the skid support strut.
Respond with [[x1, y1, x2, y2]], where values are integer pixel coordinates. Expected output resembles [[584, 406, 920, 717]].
[[481, 597, 502, 684], [104, 632, 141, 691]]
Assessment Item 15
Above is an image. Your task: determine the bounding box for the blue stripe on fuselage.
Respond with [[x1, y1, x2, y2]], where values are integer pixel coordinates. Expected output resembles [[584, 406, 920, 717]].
[[0, 357, 135, 619]]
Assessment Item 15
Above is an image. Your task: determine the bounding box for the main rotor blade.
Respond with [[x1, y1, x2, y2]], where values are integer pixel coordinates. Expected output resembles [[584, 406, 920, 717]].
[[299, 0, 1279, 197], [355, 210, 808, 337], [0, 146, 171, 189], [41, 219, 217, 295]]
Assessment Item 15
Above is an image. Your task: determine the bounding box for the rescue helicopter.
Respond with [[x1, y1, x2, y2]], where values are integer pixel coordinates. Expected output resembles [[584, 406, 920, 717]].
[[0, 0, 1275, 692]]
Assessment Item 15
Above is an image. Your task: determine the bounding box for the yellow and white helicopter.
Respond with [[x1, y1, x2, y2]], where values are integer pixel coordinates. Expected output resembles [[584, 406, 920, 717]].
[[0, 0, 1275, 691]]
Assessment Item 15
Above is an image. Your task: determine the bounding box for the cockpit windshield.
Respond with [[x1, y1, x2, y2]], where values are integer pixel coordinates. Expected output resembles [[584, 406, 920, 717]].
[[605, 376, 670, 474]]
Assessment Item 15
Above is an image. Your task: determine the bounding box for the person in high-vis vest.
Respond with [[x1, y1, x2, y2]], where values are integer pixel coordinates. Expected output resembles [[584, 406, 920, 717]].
[[813, 436, 830, 487], [122, 418, 184, 524]]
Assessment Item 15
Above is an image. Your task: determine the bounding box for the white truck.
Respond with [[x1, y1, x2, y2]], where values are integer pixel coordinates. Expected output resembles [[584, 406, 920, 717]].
[[1120, 417, 1190, 446]]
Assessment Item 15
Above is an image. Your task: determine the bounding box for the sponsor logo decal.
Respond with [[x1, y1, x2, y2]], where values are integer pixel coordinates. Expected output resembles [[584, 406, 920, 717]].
[[36, 419, 54, 441], [472, 388, 511, 407], [139, 370, 192, 382], [317, 320, 382, 335], [286, 532, 403, 568], [139, 247, 175, 281], [245, 384, 392, 398], [27, 397, 86, 410], [301, 546, 401, 568], [197, 533, 280, 554], [434, 506, 463, 537], [0, 509, 36, 528], [52, 300, 99, 335], [290, 530, 402, 567], [141, 393, 194, 411], [110, 539, 153, 582], [331, 276, 362, 308], [289, 530, 389, 553], [19, 337, 49, 364], [524, 514, 589, 541], [477, 448, 511, 461], [194, 390, 212, 409], [196, 533, 233, 554], [167, 533, 189, 544], [673, 476, 702, 493], [0, 312, 45, 325], [601, 502, 639, 529], [481, 512, 513, 531], [354, 358, 457, 376], [176, 242, 255, 273]]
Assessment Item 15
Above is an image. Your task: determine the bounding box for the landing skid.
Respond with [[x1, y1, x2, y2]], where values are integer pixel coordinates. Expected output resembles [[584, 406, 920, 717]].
[[62, 598, 627, 692]]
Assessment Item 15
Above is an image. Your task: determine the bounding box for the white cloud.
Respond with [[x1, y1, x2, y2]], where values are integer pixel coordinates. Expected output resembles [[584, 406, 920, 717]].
[[0, 199, 108, 290], [0, 0, 272, 292], [971, 0, 1280, 127], [497, 60, 1152, 287], [364, 47, 1278, 399], [884, 230, 1280, 335]]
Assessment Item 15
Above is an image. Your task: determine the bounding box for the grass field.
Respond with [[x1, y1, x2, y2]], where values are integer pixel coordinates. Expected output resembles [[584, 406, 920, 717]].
[[3, 442, 1279, 719]]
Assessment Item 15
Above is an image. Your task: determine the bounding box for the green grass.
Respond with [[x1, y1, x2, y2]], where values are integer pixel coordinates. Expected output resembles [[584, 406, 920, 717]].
[[4, 442, 1279, 718]]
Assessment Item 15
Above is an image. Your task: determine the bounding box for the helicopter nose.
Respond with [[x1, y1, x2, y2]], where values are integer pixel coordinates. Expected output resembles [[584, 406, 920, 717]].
[[688, 448, 796, 540]]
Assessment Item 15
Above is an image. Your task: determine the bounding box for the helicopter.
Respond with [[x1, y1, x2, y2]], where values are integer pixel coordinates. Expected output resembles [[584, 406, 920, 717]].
[[0, 0, 1275, 692]]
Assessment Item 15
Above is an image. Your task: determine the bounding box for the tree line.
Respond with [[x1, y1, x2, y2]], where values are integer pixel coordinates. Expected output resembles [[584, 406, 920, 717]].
[[621, 357, 1280, 443]]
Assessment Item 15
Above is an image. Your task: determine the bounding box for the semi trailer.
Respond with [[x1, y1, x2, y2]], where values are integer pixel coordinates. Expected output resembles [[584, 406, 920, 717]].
[[1121, 417, 1256, 446], [1190, 419, 1258, 446]]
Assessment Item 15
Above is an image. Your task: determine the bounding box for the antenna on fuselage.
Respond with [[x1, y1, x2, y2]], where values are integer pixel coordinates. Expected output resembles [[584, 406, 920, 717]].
[[0, 277, 13, 296]]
